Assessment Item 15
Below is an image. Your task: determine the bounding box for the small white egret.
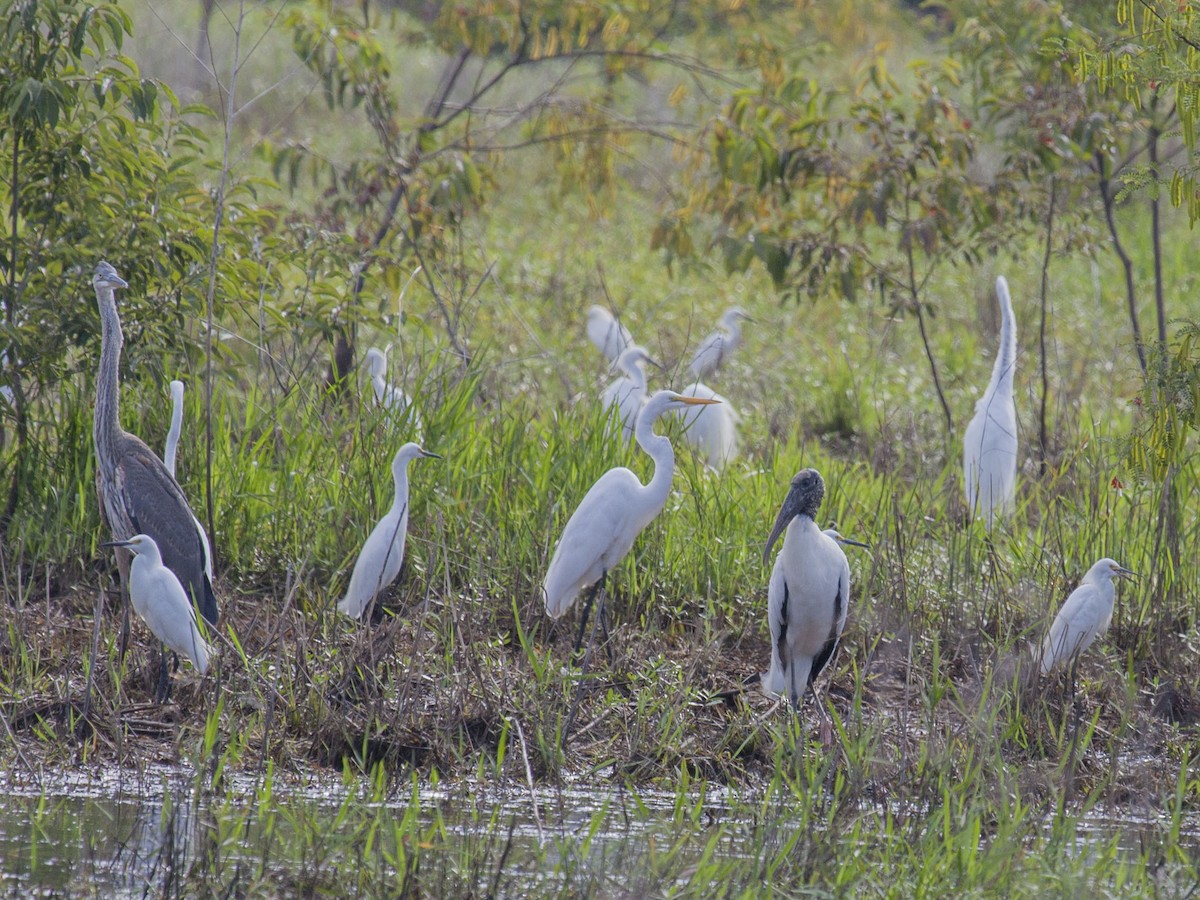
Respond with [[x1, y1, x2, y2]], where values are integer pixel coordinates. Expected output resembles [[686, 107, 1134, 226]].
[[586, 305, 634, 363], [543, 389, 720, 651], [601, 345, 657, 443], [102, 534, 212, 700], [822, 528, 870, 550], [689, 307, 752, 380], [363, 347, 422, 431], [762, 468, 853, 743], [162, 379, 214, 584], [338, 442, 440, 619], [677, 381, 739, 469], [1040, 558, 1136, 676], [963, 275, 1018, 528]]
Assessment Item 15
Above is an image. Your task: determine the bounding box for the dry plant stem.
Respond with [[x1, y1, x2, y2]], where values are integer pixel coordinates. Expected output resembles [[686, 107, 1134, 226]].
[[1038, 178, 1056, 476], [1095, 150, 1148, 375], [509, 716, 545, 845], [904, 237, 953, 436], [200, 1, 248, 568], [80, 592, 105, 724]]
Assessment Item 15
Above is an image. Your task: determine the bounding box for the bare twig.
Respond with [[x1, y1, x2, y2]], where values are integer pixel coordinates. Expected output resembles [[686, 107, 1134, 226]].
[[1038, 178, 1056, 476]]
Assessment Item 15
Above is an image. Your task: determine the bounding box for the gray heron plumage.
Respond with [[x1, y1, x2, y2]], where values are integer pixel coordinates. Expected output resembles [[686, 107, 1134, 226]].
[[92, 261, 218, 628]]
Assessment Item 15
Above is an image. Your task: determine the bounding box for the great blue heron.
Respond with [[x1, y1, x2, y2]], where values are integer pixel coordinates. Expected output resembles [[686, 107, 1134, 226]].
[[586, 305, 634, 363], [601, 345, 657, 443], [337, 442, 440, 619], [1040, 558, 1136, 677], [543, 389, 719, 653], [102, 534, 212, 701], [689, 307, 752, 380], [676, 380, 739, 469], [762, 468, 860, 745], [963, 276, 1018, 528], [92, 262, 218, 629]]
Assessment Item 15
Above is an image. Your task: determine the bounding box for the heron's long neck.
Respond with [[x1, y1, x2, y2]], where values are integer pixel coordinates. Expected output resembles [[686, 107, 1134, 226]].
[[634, 409, 676, 515], [988, 283, 1017, 396], [94, 285, 124, 464]]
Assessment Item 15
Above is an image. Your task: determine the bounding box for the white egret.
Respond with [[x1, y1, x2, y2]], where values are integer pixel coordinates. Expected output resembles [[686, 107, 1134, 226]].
[[1040, 558, 1136, 676], [689, 307, 752, 380], [676, 381, 739, 469], [101, 534, 212, 700], [963, 275, 1017, 528], [822, 528, 870, 550], [164, 380, 185, 478], [543, 389, 720, 651], [363, 347, 422, 431], [601, 345, 657, 443], [338, 442, 440, 619], [162, 379, 215, 583], [762, 468, 852, 743], [586, 305, 634, 363]]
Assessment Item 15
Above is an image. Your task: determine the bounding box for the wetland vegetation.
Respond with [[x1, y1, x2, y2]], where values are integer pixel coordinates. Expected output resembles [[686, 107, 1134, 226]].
[[2, 0, 1200, 894]]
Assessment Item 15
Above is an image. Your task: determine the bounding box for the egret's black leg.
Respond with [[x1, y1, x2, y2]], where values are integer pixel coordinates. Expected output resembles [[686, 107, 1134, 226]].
[[155, 645, 172, 703], [573, 573, 606, 660], [597, 589, 615, 665]]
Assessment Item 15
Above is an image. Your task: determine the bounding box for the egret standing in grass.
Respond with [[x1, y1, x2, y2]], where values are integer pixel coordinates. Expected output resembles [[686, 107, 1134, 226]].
[[543, 389, 719, 652], [677, 381, 739, 469], [689, 307, 751, 380], [102, 534, 212, 701], [601, 345, 657, 443], [92, 262, 218, 632], [363, 347, 421, 430], [963, 276, 1018, 528], [163, 379, 214, 584], [1040, 558, 1136, 678], [586, 305, 634, 363], [338, 442, 440, 619], [762, 468, 855, 743]]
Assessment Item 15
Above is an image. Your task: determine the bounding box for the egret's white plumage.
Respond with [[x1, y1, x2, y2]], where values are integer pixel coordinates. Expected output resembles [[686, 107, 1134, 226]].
[[762, 469, 852, 716], [1040, 558, 1135, 675], [586, 305, 634, 363], [338, 442, 439, 619], [689, 307, 751, 380], [543, 389, 719, 620], [164, 380, 185, 478], [963, 276, 1018, 528], [601, 345, 656, 443], [676, 381, 739, 469], [162, 379, 214, 584], [103, 534, 212, 676], [822, 528, 870, 550], [364, 347, 422, 432]]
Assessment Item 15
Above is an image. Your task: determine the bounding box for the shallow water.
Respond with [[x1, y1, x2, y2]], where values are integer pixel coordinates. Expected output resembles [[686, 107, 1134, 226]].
[[0, 764, 1196, 895], [0, 765, 745, 896]]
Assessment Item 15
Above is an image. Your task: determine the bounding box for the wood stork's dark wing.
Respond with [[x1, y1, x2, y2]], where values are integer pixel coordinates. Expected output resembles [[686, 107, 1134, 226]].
[[808, 570, 848, 687], [117, 435, 218, 625]]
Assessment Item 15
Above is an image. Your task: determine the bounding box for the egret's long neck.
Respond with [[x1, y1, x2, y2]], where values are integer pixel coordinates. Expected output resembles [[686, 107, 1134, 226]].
[[634, 403, 676, 515], [94, 284, 124, 463], [725, 319, 742, 346], [390, 464, 412, 515], [988, 280, 1017, 395], [629, 361, 647, 393]]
